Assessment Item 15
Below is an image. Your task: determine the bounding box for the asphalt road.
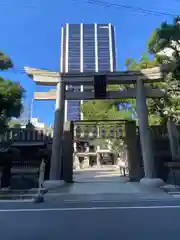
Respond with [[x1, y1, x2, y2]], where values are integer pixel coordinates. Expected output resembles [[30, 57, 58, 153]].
[[1, 199, 180, 240]]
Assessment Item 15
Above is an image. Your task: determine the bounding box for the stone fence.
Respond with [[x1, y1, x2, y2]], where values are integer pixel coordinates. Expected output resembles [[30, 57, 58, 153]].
[[0, 128, 53, 144], [0, 124, 179, 144]]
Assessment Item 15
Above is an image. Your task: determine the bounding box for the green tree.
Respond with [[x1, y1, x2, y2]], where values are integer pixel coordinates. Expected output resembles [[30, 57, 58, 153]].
[[82, 100, 132, 121], [148, 17, 180, 123], [126, 52, 180, 124], [8, 119, 22, 128], [125, 53, 163, 124], [125, 53, 159, 70], [81, 82, 134, 121], [0, 51, 24, 131], [148, 17, 180, 66]]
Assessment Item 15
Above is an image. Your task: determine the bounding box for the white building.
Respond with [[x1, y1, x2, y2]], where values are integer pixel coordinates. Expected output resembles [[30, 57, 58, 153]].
[[30, 118, 46, 129]]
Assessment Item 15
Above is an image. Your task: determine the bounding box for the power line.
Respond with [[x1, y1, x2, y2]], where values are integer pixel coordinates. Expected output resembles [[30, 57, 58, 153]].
[[0, 1, 178, 18], [79, 0, 178, 17]]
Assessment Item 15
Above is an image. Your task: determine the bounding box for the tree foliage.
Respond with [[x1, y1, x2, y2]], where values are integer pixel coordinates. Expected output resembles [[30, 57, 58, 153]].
[[148, 17, 180, 59], [125, 52, 180, 125], [8, 119, 22, 128], [0, 51, 13, 70], [125, 53, 159, 70], [81, 85, 133, 121], [126, 18, 180, 125], [0, 51, 24, 130], [147, 17, 180, 124], [125, 53, 163, 124], [148, 17, 180, 76]]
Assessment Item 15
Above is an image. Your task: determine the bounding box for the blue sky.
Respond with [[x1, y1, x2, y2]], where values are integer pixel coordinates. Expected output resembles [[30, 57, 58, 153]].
[[0, 0, 179, 126]]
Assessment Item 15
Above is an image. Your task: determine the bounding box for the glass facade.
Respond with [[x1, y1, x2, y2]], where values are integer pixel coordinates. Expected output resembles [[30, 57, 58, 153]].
[[83, 24, 96, 72], [68, 24, 81, 71], [61, 23, 116, 121], [66, 24, 81, 121], [97, 25, 111, 72], [83, 24, 96, 92]]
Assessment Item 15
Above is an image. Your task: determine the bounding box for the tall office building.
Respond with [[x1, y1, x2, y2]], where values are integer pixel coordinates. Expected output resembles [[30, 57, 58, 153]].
[[60, 23, 117, 121]]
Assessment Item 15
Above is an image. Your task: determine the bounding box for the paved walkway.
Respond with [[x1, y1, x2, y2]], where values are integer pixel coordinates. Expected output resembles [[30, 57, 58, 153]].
[[46, 167, 171, 201], [74, 165, 122, 183], [0, 166, 173, 203]]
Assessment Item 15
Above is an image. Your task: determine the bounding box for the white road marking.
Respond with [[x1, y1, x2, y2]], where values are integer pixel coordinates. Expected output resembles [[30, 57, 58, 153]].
[[169, 192, 180, 195], [172, 195, 180, 198], [0, 199, 33, 203], [63, 200, 127, 203], [63, 199, 171, 203], [1, 205, 180, 212]]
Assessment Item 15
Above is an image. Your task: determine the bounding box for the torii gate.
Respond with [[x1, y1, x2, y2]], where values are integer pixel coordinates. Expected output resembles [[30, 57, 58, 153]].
[[24, 66, 169, 187]]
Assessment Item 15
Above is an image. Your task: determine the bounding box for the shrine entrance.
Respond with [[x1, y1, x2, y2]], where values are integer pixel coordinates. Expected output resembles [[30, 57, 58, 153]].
[[62, 119, 141, 183], [72, 120, 131, 183], [73, 120, 128, 168]]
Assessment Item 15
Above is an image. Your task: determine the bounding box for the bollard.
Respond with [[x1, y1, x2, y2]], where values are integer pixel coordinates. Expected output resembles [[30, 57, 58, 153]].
[[38, 159, 46, 190], [33, 159, 46, 203], [123, 167, 126, 176], [119, 160, 126, 176]]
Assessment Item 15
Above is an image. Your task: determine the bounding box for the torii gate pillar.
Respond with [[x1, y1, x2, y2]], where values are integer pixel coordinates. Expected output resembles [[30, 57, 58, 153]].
[[136, 78, 164, 187], [49, 78, 65, 181]]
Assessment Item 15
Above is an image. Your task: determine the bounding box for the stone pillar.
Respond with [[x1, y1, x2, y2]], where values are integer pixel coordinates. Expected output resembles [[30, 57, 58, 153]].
[[49, 78, 65, 180], [73, 142, 80, 170], [74, 154, 80, 170], [96, 145, 101, 167], [136, 79, 154, 178], [96, 153, 101, 167], [86, 146, 90, 167], [125, 121, 141, 181], [62, 121, 74, 183], [136, 78, 164, 186]]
